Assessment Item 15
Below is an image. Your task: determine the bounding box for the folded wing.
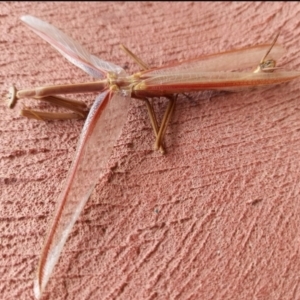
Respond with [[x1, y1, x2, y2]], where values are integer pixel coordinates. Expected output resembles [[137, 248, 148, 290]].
[[140, 44, 285, 77], [136, 70, 300, 94]]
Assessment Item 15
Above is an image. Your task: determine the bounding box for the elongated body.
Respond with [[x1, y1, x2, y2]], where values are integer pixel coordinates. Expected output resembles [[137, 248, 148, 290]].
[[9, 15, 300, 299]]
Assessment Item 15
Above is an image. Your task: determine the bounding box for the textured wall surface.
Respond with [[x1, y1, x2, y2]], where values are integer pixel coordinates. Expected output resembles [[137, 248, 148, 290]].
[[1, 2, 300, 300]]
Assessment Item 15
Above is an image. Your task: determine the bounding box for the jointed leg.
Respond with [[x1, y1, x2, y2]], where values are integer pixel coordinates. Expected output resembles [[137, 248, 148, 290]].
[[135, 94, 177, 153], [154, 95, 177, 151], [8, 86, 87, 120], [120, 46, 178, 153], [21, 108, 85, 120], [119, 44, 150, 71], [135, 97, 165, 153]]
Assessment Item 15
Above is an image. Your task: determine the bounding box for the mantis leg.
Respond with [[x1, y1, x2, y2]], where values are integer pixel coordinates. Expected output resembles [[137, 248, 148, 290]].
[[20, 95, 87, 120], [121, 45, 178, 153], [21, 108, 86, 120], [133, 96, 165, 153], [153, 95, 177, 151], [119, 44, 149, 71], [8, 86, 88, 120]]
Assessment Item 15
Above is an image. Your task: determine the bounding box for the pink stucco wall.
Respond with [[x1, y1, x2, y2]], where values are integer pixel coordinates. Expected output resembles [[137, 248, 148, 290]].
[[1, 2, 300, 299]]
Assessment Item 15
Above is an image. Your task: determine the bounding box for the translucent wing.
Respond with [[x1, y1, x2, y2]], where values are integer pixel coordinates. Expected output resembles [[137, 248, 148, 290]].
[[136, 70, 300, 94], [34, 90, 131, 299], [21, 15, 126, 78], [140, 44, 285, 77]]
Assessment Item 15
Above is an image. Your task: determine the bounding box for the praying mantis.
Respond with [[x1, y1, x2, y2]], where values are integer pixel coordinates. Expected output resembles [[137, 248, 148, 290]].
[[8, 15, 300, 299]]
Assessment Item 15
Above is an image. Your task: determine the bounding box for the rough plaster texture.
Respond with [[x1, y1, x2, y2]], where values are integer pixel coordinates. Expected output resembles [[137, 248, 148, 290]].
[[1, 2, 300, 300]]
